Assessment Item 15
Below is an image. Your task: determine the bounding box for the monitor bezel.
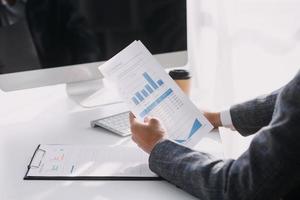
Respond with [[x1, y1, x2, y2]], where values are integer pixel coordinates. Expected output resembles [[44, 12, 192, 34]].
[[0, 50, 187, 91]]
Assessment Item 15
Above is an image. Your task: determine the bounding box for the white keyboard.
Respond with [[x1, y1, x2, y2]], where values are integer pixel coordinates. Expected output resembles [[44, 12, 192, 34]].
[[91, 112, 131, 137]]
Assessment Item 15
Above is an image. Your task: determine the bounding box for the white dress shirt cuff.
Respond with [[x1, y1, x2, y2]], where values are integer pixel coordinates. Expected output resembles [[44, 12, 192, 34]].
[[220, 109, 235, 130]]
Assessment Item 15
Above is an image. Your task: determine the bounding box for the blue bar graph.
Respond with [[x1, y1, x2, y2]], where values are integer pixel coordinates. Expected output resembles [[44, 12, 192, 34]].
[[141, 89, 149, 98], [132, 72, 166, 105], [136, 92, 144, 102], [145, 84, 153, 94], [139, 88, 173, 118], [157, 80, 164, 86], [132, 97, 139, 105], [143, 72, 159, 89]]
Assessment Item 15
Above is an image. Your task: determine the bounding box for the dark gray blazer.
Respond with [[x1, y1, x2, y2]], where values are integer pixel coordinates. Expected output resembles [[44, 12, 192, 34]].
[[149, 71, 300, 200]]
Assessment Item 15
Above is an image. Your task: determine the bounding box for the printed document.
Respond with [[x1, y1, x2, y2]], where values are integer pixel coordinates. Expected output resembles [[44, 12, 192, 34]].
[[26, 145, 157, 179], [100, 41, 213, 147]]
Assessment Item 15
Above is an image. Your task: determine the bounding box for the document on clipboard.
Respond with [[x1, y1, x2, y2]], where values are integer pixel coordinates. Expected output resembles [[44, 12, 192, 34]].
[[24, 145, 159, 180]]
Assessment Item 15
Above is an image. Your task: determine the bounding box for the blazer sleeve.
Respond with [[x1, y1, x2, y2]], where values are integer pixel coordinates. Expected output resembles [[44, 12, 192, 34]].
[[149, 72, 300, 200], [230, 89, 280, 136]]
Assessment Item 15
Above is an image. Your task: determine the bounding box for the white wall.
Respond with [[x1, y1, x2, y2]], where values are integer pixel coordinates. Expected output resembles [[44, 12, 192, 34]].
[[188, 0, 300, 158]]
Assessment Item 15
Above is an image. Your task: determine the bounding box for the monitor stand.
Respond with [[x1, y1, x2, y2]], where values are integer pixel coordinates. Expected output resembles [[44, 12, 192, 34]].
[[66, 79, 124, 108]]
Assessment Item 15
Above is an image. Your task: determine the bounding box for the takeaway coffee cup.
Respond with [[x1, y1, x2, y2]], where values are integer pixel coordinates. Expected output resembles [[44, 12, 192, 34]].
[[169, 69, 191, 95]]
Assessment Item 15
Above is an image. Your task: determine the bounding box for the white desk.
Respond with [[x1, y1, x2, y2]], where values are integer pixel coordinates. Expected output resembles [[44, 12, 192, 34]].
[[0, 84, 223, 200]]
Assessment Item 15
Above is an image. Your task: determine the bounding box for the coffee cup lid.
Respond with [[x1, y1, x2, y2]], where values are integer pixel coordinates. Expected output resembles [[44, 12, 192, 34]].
[[169, 69, 191, 80]]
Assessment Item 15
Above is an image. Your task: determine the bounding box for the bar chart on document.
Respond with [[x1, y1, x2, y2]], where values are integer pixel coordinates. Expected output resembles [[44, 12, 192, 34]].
[[100, 41, 213, 146]]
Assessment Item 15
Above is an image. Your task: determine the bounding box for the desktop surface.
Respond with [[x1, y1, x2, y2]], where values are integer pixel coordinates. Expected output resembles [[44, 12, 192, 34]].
[[0, 84, 222, 200]]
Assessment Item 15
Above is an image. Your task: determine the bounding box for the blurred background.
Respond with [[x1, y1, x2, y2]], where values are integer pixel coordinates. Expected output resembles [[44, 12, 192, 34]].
[[0, 0, 187, 73], [1, 0, 300, 159], [188, 0, 300, 158]]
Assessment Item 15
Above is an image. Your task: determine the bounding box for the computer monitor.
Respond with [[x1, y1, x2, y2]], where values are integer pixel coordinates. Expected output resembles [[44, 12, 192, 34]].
[[0, 0, 187, 107]]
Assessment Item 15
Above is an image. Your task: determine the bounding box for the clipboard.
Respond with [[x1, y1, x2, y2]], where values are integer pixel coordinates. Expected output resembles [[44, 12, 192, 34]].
[[24, 144, 161, 181]]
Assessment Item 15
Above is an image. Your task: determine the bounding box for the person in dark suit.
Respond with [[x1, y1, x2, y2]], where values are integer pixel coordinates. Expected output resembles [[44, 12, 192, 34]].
[[0, 0, 100, 72], [129, 71, 300, 199], [26, 0, 101, 68], [1, 0, 186, 73]]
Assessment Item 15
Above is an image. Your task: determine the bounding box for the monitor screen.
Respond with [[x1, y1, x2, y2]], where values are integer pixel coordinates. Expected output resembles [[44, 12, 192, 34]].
[[0, 0, 187, 74]]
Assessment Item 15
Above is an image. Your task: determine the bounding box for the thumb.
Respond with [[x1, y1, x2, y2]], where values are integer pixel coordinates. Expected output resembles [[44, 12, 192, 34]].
[[129, 112, 136, 125], [129, 112, 148, 132], [148, 117, 160, 126], [144, 117, 150, 123]]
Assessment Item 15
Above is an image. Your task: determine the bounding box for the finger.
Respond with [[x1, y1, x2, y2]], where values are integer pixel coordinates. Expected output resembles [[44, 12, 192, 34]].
[[129, 114, 152, 135], [131, 135, 137, 143], [148, 117, 161, 126], [129, 113, 148, 131], [144, 117, 150, 123], [129, 112, 136, 125], [129, 112, 135, 118], [130, 122, 148, 135]]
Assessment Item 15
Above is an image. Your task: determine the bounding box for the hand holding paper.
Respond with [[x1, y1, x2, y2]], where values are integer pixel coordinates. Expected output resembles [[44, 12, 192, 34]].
[[100, 41, 213, 147], [129, 112, 168, 154]]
